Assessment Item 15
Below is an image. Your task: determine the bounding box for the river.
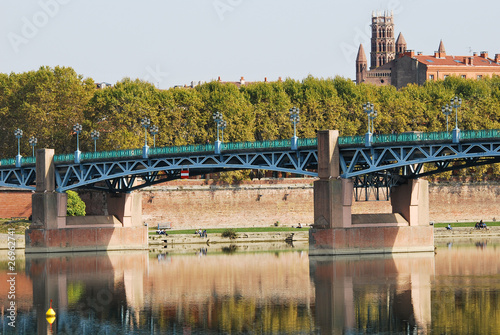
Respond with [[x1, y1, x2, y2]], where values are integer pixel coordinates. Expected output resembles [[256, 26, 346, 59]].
[[1, 238, 499, 334]]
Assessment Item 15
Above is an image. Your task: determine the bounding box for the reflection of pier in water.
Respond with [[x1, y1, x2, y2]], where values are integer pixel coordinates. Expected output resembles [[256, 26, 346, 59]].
[[310, 253, 435, 334], [25, 251, 315, 334], [13, 245, 499, 333]]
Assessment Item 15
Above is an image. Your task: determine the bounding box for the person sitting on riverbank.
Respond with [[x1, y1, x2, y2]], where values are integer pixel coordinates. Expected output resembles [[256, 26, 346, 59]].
[[475, 220, 488, 229], [446, 224, 452, 230], [156, 229, 167, 235]]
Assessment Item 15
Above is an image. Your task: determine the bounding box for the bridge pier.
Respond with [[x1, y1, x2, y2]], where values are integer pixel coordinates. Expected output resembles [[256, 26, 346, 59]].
[[25, 149, 148, 253], [309, 130, 434, 255]]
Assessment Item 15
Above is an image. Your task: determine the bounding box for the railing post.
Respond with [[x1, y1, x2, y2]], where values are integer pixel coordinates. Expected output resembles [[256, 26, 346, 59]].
[[364, 133, 372, 147], [291, 136, 298, 150], [214, 140, 221, 154], [452, 128, 460, 144], [74, 150, 81, 164], [142, 144, 149, 159], [15, 155, 22, 167]]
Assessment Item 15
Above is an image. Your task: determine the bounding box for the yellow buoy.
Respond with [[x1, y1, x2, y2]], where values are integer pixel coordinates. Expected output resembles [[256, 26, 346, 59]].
[[46, 316, 56, 325], [46, 299, 56, 317]]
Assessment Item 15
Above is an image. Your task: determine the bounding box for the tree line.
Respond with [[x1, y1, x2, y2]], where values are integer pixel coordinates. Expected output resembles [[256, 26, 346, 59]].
[[1, 66, 500, 180]]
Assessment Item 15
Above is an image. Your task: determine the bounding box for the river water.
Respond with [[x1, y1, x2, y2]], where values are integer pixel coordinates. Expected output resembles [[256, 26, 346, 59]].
[[1, 239, 499, 334]]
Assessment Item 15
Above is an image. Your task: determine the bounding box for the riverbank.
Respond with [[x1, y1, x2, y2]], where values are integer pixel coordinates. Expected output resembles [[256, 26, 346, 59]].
[[3, 226, 500, 251], [434, 226, 500, 239]]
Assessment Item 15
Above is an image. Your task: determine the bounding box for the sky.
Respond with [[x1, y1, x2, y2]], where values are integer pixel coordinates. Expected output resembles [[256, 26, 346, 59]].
[[1, 0, 499, 89]]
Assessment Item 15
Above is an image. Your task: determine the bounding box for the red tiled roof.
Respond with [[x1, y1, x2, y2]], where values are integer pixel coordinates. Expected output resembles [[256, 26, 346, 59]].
[[413, 55, 500, 67]]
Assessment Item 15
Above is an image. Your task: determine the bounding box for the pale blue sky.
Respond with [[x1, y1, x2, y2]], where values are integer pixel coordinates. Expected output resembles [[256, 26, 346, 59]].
[[1, 0, 499, 89]]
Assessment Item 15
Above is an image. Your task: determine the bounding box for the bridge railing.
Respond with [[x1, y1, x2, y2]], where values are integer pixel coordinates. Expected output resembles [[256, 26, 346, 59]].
[[461, 129, 500, 140], [340, 131, 454, 145], [2, 130, 500, 166]]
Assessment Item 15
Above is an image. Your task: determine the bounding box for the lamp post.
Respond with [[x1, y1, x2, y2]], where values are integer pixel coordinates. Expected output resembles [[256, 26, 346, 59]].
[[73, 123, 82, 163], [441, 104, 452, 133], [450, 96, 462, 143], [141, 117, 151, 158], [369, 110, 378, 134], [220, 120, 227, 142], [150, 125, 159, 147], [289, 106, 300, 150], [363, 102, 376, 147], [14, 128, 23, 167], [91, 130, 100, 152], [213, 111, 223, 154], [29, 136, 37, 157]]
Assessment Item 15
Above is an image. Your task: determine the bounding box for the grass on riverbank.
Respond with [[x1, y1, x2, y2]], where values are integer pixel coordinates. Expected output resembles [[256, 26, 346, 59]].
[[2, 218, 498, 236], [0, 218, 30, 234], [149, 226, 310, 235], [155, 222, 500, 234], [433, 221, 499, 228]]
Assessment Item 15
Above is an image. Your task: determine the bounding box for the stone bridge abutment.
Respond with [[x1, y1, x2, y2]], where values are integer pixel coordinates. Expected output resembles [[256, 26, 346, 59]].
[[309, 130, 434, 255], [25, 149, 147, 253]]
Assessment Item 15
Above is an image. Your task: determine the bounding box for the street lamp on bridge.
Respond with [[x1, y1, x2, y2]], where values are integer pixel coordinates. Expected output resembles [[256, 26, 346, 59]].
[[29, 136, 37, 157], [289, 106, 300, 150], [220, 120, 227, 142], [441, 104, 452, 133], [369, 110, 378, 134], [73, 123, 82, 163], [91, 130, 100, 152], [141, 117, 151, 158], [213, 111, 223, 154], [150, 125, 159, 147], [363, 102, 377, 147], [450, 96, 462, 143], [14, 128, 23, 167]]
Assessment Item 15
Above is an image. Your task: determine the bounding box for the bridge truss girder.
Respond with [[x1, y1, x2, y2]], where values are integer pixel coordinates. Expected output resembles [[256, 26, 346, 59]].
[[0, 166, 36, 190], [340, 141, 500, 179], [50, 149, 319, 193]]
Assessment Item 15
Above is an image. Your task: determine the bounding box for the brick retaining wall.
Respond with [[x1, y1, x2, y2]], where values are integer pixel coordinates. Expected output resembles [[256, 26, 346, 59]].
[[1, 180, 499, 228]]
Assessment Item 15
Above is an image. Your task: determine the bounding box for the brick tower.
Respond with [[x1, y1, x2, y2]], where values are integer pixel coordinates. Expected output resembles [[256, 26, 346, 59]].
[[395, 32, 407, 56], [356, 44, 368, 84], [370, 11, 395, 69]]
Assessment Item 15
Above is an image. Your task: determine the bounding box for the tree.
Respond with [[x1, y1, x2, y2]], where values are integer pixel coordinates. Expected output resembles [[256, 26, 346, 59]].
[[66, 190, 86, 216]]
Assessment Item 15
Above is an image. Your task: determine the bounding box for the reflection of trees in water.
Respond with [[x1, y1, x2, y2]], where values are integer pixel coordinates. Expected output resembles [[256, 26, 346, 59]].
[[56, 281, 127, 334], [431, 284, 500, 334], [150, 295, 315, 334], [354, 286, 418, 333]]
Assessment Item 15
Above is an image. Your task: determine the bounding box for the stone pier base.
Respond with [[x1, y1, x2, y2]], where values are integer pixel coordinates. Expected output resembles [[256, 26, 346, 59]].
[[311, 130, 434, 256], [25, 225, 148, 253], [25, 148, 148, 253], [309, 225, 434, 256]]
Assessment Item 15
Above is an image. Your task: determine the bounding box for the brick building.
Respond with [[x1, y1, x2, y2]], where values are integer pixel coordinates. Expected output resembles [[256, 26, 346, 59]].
[[356, 11, 500, 89]]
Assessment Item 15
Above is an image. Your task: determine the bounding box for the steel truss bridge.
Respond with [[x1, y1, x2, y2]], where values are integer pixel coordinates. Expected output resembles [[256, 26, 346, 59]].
[[1, 130, 500, 200]]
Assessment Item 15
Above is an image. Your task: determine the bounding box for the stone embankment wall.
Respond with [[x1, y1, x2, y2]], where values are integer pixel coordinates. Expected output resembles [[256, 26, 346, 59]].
[[1, 180, 499, 228]]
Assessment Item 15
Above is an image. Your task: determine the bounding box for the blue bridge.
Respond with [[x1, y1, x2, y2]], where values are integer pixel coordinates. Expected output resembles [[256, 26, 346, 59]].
[[1, 129, 500, 197]]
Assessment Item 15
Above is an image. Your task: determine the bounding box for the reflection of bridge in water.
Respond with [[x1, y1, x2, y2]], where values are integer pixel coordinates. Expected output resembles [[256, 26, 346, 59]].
[[9, 250, 439, 334], [4, 244, 500, 333]]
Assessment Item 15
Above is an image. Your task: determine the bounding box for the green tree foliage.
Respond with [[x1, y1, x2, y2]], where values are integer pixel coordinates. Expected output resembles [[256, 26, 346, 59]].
[[66, 190, 86, 216], [2, 68, 500, 180], [0, 66, 95, 157]]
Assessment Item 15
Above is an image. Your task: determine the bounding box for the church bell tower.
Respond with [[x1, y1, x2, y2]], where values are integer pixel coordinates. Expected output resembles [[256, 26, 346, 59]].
[[370, 11, 396, 69]]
